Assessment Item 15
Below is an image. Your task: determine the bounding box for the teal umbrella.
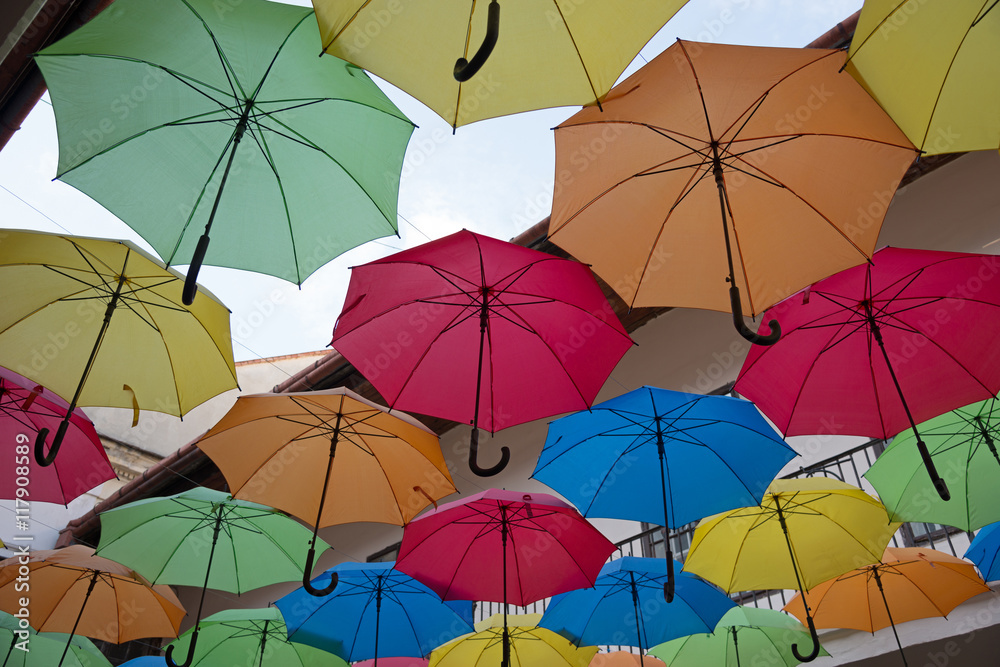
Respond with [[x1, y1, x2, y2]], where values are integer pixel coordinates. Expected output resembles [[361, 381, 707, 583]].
[[0, 611, 110, 667], [35, 0, 414, 303]]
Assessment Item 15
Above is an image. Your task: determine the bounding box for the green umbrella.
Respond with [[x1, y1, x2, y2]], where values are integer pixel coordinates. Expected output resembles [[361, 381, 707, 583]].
[[165, 608, 346, 667], [0, 611, 110, 667], [34, 0, 414, 303], [95, 487, 330, 667], [865, 397, 1000, 532], [648, 607, 829, 667]]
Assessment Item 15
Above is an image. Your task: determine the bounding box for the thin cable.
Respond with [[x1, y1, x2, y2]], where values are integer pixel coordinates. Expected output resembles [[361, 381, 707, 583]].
[[0, 183, 73, 233]]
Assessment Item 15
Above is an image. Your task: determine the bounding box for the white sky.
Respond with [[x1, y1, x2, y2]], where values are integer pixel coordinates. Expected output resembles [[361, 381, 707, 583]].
[[0, 0, 864, 375]]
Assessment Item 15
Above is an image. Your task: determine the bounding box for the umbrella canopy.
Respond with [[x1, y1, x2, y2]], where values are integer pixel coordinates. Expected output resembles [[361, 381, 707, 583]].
[[429, 613, 597, 667], [649, 606, 829, 667], [683, 478, 900, 662], [784, 547, 990, 666], [736, 247, 1000, 501], [865, 397, 1000, 532], [0, 229, 237, 467], [195, 387, 455, 593], [35, 0, 414, 302], [0, 610, 111, 667], [964, 521, 1000, 582], [164, 607, 345, 667], [549, 39, 917, 344], [330, 229, 634, 476], [275, 561, 474, 663], [538, 557, 735, 656], [532, 386, 795, 597], [845, 0, 999, 155], [312, 0, 689, 129], [0, 366, 114, 504]]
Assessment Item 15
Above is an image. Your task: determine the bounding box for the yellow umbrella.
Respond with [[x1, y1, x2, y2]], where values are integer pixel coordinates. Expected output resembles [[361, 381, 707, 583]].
[[312, 0, 689, 129], [430, 613, 597, 667], [846, 0, 1000, 155], [0, 229, 238, 467], [683, 478, 900, 663]]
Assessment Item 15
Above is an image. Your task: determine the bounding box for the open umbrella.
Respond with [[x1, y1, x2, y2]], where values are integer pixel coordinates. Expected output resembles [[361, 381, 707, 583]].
[[395, 489, 615, 667], [683, 478, 900, 663], [95, 487, 330, 667], [330, 229, 634, 476], [736, 246, 1000, 501], [532, 386, 795, 599], [649, 606, 829, 667], [783, 547, 990, 667], [429, 613, 597, 667], [964, 520, 1000, 582], [0, 610, 111, 667], [0, 545, 185, 667], [0, 366, 114, 505], [195, 388, 456, 594], [0, 229, 237, 467], [845, 0, 999, 155], [538, 557, 735, 662], [548, 40, 917, 345], [312, 0, 689, 129], [865, 397, 1000, 531], [35, 0, 414, 303], [275, 561, 473, 664]]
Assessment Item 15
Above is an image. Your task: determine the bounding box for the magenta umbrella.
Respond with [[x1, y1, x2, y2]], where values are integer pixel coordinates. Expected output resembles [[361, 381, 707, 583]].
[[330, 229, 634, 477], [396, 489, 615, 667], [1, 366, 115, 504], [736, 246, 1000, 502]]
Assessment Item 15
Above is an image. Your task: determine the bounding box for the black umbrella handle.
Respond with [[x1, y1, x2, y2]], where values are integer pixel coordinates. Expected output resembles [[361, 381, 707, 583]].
[[182, 234, 211, 306], [302, 548, 338, 597], [916, 437, 950, 501], [469, 427, 510, 477], [34, 418, 70, 467], [663, 552, 675, 603], [791, 613, 821, 662], [165, 627, 199, 667], [730, 285, 781, 346], [454, 0, 500, 82]]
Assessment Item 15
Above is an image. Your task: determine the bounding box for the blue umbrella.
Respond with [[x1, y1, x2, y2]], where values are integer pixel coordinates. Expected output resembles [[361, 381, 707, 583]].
[[965, 521, 1000, 582], [120, 659, 168, 667], [532, 386, 796, 600], [538, 557, 735, 662], [275, 561, 474, 664]]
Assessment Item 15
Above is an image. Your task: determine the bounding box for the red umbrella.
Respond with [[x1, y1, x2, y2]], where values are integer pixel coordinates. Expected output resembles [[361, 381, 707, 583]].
[[735, 246, 1000, 502], [395, 489, 615, 667], [0, 366, 114, 504], [331, 229, 634, 476]]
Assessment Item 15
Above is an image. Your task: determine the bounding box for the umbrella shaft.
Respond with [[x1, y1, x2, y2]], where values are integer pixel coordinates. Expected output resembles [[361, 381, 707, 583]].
[[202, 100, 253, 239], [58, 571, 99, 667], [67, 272, 128, 413], [873, 569, 909, 667]]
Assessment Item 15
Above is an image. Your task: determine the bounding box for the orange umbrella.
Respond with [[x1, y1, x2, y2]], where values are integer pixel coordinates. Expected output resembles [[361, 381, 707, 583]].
[[549, 40, 917, 345], [783, 547, 991, 666]]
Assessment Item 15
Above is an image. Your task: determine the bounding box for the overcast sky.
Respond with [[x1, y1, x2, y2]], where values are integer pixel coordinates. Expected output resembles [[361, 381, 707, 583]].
[[0, 0, 863, 374]]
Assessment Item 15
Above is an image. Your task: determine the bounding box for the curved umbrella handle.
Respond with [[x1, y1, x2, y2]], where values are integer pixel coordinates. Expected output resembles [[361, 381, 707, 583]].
[[34, 419, 70, 467], [730, 285, 781, 346], [165, 627, 199, 667], [302, 548, 338, 597], [182, 234, 211, 306], [454, 0, 500, 82], [916, 437, 951, 501], [791, 614, 821, 663], [469, 427, 510, 477]]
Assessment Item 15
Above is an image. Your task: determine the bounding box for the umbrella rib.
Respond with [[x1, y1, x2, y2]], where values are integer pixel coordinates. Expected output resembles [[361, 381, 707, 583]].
[[546, 0, 603, 106], [179, 0, 245, 101]]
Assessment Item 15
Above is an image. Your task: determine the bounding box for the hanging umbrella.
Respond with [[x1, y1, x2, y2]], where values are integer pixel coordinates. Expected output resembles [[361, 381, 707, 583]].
[[0, 545, 185, 667], [35, 0, 414, 304], [965, 520, 1000, 582], [275, 561, 473, 663], [548, 39, 917, 345], [312, 0, 689, 129], [736, 246, 1000, 501], [648, 606, 829, 667], [682, 478, 900, 663], [0, 229, 237, 467], [94, 487, 330, 667], [164, 607, 345, 667], [538, 557, 735, 661], [865, 397, 1000, 532], [0, 366, 114, 504], [396, 489, 615, 667], [783, 547, 990, 667], [330, 229, 634, 476], [0, 610, 111, 667], [429, 613, 598, 667], [532, 386, 796, 599], [195, 387, 456, 594], [845, 0, 999, 155]]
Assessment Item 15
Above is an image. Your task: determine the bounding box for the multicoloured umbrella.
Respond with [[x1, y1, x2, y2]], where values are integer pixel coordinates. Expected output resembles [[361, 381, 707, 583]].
[[35, 0, 414, 303], [532, 386, 795, 598], [429, 613, 597, 667], [331, 229, 634, 476], [549, 40, 917, 344], [0, 610, 111, 667], [195, 388, 456, 594], [783, 547, 990, 667], [736, 247, 1000, 501]]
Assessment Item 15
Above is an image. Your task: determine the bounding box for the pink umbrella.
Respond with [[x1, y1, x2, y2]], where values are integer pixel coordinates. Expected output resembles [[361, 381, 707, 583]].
[[331, 229, 634, 476], [1, 366, 115, 504], [735, 246, 1000, 502]]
